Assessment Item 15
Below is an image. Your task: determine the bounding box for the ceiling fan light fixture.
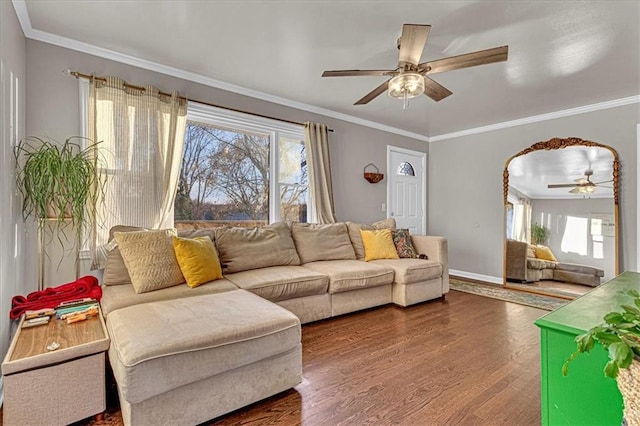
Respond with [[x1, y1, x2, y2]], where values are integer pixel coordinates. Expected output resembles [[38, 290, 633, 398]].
[[388, 73, 425, 100]]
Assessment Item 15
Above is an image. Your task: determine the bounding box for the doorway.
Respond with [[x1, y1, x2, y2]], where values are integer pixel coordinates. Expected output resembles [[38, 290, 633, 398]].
[[387, 146, 426, 235]]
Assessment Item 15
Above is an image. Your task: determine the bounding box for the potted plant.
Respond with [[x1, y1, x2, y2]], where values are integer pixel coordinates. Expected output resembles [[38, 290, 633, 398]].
[[563, 289, 640, 424], [14, 136, 104, 244], [531, 222, 549, 245]]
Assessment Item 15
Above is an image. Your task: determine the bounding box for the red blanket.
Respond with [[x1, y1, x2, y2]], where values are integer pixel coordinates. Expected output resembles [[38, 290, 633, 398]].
[[10, 276, 102, 319]]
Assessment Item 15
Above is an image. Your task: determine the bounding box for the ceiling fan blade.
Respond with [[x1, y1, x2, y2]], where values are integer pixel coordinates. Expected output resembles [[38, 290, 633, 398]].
[[594, 179, 614, 185], [548, 184, 579, 188], [354, 80, 390, 105], [322, 70, 397, 77], [420, 45, 508, 75], [398, 24, 431, 66], [422, 76, 452, 102]]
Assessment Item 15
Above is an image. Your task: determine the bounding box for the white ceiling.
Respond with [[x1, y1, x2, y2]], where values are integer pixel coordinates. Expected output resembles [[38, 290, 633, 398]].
[[16, 0, 640, 138], [508, 146, 615, 199]]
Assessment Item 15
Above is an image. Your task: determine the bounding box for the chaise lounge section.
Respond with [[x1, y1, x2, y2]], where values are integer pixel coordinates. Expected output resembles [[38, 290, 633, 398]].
[[100, 220, 449, 425]]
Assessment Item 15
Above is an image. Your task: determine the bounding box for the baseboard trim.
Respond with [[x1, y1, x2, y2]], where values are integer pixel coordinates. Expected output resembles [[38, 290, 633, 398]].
[[449, 270, 503, 285]]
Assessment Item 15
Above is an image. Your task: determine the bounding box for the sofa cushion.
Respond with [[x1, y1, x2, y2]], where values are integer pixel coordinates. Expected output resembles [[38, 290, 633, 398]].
[[346, 218, 396, 260], [360, 229, 399, 261], [173, 236, 223, 288], [371, 258, 443, 284], [555, 262, 604, 277], [392, 229, 417, 258], [527, 258, 556, 270], [214, 222, 300, 274], [302, 260, 394, 293], [291, 223, 355, 263], [100, 278, 238, 316], [115, 229, 185, 294], [106, 290, 300, 404], [225, 266, 329, 302]]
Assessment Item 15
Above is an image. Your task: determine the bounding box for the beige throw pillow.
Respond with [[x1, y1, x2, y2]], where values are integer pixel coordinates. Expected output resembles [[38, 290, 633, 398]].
[[291, 222, 356, 264], [114, 228, 185, 294], [214, 222, 300, 274], [347, 218, 396, 260], [103, 225, 147, 286]]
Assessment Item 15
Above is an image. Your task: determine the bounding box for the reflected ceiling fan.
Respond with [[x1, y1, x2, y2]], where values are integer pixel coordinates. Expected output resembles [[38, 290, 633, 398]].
[[321, 24, 509, 108], [547, 170, 613, 194]]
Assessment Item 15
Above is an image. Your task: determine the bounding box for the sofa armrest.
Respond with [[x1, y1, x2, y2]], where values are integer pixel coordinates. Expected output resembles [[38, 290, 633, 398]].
[[505, 239, 528, 281], [411, 235, 449, 293]]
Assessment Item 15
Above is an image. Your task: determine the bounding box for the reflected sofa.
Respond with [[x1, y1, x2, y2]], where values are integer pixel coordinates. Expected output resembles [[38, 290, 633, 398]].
[[505, 239, 603, 287]]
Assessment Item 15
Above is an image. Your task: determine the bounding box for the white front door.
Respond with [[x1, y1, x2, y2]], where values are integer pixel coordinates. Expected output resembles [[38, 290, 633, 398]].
[[387, 146, 426, 235]]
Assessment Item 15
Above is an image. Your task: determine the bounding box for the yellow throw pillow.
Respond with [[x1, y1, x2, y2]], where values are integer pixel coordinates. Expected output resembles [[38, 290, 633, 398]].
[[360, 229, 400, 261], [173, 236, 223, 288], [535, 245, 558, 262]]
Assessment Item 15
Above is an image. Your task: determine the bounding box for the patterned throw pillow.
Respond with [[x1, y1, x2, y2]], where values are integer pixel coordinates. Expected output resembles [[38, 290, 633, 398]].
[[392, 229, 418, 258], [114, 228, 185, 294]]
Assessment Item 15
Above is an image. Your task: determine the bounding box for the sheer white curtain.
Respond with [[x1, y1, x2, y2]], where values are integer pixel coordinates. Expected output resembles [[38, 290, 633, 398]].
[[88, 76, 187, 267], [304, 122, 336, 223], [513, 198, 532, 243]]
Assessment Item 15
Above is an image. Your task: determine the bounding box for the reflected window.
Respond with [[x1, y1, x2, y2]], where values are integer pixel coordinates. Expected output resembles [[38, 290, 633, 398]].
[[593, 235, 604, 259], [561, 216, 588, 256], [397, 162, 415, 176]]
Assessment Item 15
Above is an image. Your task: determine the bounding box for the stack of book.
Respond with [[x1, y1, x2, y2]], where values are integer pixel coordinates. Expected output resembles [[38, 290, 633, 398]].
[[56, 298, 100, 324], [22, 308, 56, 328]]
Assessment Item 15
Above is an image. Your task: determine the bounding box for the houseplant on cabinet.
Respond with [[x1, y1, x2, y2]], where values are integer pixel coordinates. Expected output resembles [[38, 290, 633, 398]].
[[14, 136, 105, 283], [563, 289, 640, 424]]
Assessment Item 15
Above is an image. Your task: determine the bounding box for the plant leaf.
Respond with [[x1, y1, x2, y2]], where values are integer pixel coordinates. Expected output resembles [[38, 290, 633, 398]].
[[604, 312, 625, 325], [608, 342, 634, 371], [604, 360, 619, 378]]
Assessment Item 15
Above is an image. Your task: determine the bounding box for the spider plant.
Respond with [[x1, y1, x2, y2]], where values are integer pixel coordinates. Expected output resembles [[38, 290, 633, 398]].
[[14, 136, 105, 245]]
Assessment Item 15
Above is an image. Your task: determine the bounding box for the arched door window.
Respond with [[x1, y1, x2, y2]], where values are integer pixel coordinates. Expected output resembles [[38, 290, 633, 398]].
[[397, 161, 415, 176]]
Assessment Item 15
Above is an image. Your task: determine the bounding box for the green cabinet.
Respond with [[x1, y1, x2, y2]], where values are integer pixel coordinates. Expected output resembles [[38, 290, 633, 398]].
[[535, 271, 640, 425]]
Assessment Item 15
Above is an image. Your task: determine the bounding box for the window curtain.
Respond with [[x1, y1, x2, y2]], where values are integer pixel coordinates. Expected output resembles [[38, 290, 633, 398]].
[[512, 198, 532, 243], [88, 76, 187, 268], [304, 122, 336, 224]]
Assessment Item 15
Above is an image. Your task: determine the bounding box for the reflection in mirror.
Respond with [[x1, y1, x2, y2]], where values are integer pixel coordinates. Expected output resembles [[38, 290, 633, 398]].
[[503, 137, 619, 299]]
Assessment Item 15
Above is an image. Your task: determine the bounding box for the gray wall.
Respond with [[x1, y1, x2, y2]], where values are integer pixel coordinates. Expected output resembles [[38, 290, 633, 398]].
[[429, 103, 639, 281], [531, 198, 615, 281], [0, 0, 30, 383]]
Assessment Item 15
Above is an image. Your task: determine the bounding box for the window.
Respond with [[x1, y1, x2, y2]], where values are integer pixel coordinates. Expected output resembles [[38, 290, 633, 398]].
[[397, 161, 415, 176], [561, 216, 588, 256], [175, 103, 308, 227]]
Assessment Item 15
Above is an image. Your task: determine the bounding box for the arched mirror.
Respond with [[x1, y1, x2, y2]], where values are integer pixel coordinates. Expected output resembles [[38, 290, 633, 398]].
[[503, 137, 619, 299]]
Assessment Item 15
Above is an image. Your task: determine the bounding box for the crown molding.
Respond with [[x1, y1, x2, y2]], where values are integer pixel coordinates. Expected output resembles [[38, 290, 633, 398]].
[[12, 0, 639, 145], [430, 95, 640, 142], [11, 1, 429, 142]]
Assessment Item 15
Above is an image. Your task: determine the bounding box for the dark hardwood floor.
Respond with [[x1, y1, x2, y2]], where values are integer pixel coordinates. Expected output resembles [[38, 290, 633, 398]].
[[208, 290, 543, 425], [1, 290, 544, 426]]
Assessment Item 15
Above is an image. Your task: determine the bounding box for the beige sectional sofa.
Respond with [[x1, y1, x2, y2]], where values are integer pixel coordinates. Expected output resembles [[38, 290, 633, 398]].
[[100, 220, 449, 425]]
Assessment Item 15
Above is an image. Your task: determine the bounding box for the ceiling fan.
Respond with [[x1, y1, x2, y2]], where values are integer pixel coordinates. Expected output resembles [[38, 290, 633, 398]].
[[321, 24, 509, 107], [547, 170, 613, 194]]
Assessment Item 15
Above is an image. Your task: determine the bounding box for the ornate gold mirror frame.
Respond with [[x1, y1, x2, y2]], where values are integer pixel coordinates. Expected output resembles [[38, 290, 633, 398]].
[[503, 137, 620, 298]]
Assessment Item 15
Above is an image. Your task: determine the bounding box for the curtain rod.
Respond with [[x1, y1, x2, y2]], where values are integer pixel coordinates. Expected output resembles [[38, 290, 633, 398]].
[[66, 70, 333, 132]]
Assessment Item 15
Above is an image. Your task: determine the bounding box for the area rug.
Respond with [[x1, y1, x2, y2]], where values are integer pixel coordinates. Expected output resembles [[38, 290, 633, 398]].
[[450, 278, 568, 311]]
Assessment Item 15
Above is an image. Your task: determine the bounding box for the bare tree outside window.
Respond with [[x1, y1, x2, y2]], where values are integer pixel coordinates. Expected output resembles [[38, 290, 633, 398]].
[[175, 121, 307, 228]]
